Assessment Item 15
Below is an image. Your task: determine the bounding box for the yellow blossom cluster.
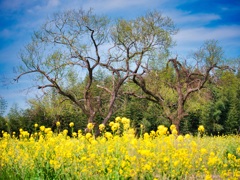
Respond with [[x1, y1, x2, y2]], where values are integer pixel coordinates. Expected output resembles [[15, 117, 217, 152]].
[[99, 124, 105, 132], [108, 116, 131, 133], [198, 125, 205, 133], [0, 119, 239, 179], [69, 122, 74, 128]]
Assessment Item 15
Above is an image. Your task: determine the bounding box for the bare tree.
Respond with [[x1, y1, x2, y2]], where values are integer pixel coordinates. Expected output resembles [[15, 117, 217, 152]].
[[98, 11, 177, 126], [131, 40, 228, 133], [16, 9, 109, 124], [15, 9, 177, 128]]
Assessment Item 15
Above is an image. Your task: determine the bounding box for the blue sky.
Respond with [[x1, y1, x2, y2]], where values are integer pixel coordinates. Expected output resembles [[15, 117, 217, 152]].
[[0, 0, 240, 115]]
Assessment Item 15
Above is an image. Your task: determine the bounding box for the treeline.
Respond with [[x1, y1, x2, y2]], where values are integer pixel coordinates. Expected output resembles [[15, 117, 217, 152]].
[[0, 9, 240, 136]]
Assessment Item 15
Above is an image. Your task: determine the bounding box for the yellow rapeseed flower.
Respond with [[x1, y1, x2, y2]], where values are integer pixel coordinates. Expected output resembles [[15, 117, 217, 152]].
[[200, 148, 207, 155], [111, 122, 120, 132], [121, 117, 130, 124], [99, 124, 105, 131], [21, 131, 29, 138], [109, 121, 114, 127], [170, 124, 176, 131], [40, 126, 45, 132], [198, 125, 205, 133], [72, 132, 77, 138], [172, 129, 178, 135], [157, 125, 168, 135], [105, 132, 113, 139], [34, 123, 38, 128], [87, 123, 94, 130], [69, 122, 74, 127], [3, 132, 9, 138], [205, 173, 213, 180], [144, 133, 149, 139], [177, 135, 184, 141], [185, 134, 191, 139], [78, 130, 82, 135], [44, 128, 51, 134], [56, 121, 60, 127], [86, 133, 92, 139], [115, 116, 121, 122], [150, 130, 156, 137], [63, 129, 68, 135]]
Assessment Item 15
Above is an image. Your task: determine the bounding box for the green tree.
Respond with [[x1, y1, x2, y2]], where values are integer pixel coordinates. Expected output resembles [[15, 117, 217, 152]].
[[220, 71, 240, 134], [0, 116, 8, 135], [7, 104, 26, 135], [198, 70, 240, 135], [200, 95, 226, 135], [0, 96, 7, 117], [226, 97, 240, 134]]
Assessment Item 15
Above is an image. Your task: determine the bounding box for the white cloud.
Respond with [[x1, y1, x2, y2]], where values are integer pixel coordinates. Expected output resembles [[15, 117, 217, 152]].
[[175, 25, 240, 42], [80, 0, 163, 13], [171, 25, 240, 58], [47, 0, 60, 8], [165, 10, 221, 27], [178, 13, 220, 25]]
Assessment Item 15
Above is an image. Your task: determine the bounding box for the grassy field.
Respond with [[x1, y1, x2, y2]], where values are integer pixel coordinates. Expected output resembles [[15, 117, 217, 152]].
[[0, 117, 240, 180]]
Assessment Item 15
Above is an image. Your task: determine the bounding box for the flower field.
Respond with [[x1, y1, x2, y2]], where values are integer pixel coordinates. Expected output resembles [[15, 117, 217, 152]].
[[0, 117, 240, 180]]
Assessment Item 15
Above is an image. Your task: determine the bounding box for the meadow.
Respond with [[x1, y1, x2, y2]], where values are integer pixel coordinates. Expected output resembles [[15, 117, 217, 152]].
[[0, 117, 239, 180]]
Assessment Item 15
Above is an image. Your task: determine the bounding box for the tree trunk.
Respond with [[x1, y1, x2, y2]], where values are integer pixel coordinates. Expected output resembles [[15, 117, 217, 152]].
[[102, 92, 117, 125]]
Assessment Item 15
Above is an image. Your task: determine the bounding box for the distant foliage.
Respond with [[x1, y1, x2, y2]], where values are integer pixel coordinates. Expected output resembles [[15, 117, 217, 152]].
[[0, 96, 7, 116]]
